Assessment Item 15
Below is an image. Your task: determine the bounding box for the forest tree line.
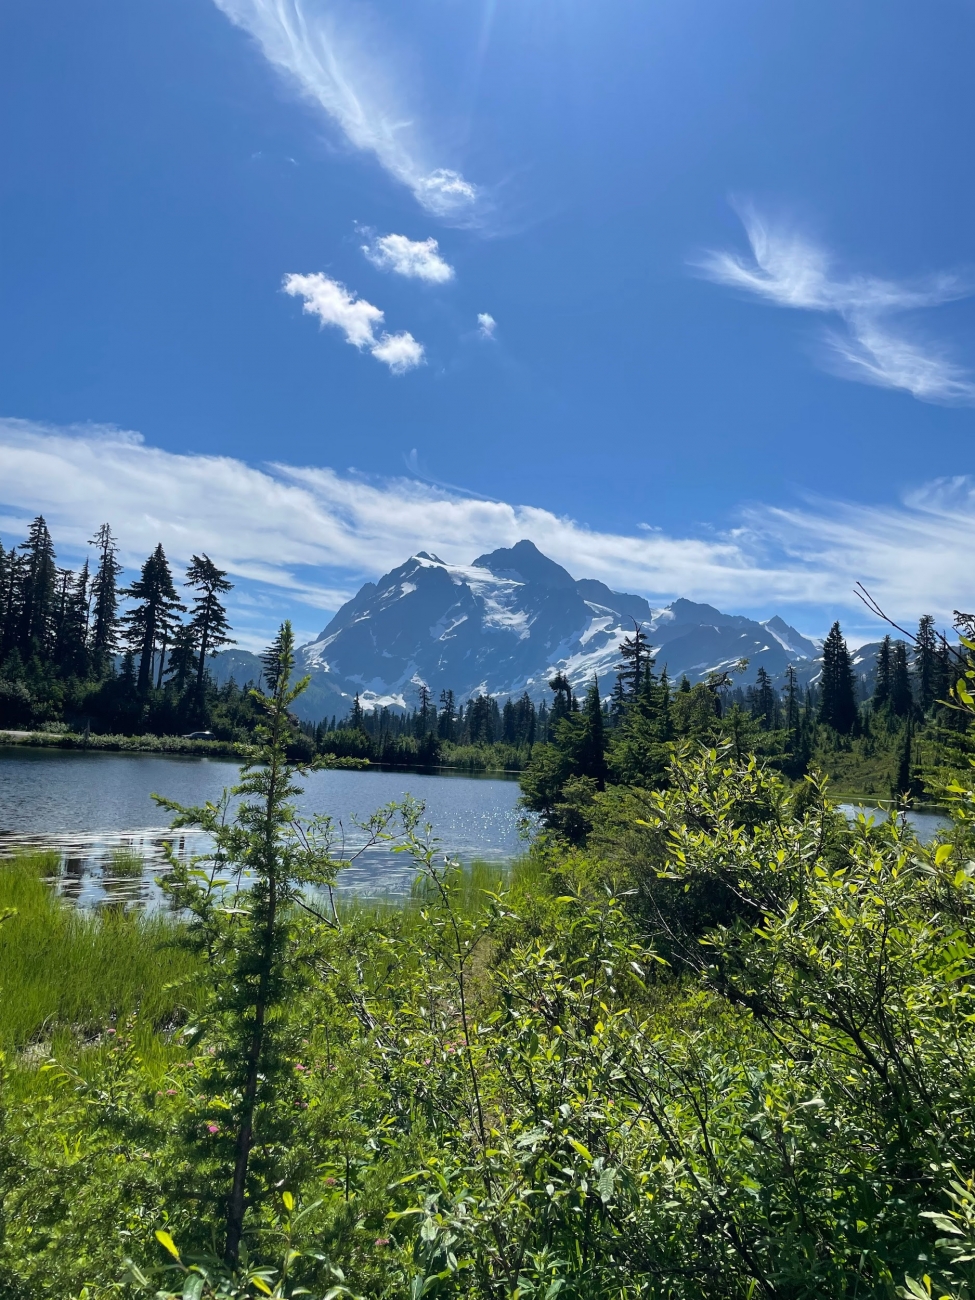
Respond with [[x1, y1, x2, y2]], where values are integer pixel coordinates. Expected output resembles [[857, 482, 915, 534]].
[[0, 515, 258, 737]]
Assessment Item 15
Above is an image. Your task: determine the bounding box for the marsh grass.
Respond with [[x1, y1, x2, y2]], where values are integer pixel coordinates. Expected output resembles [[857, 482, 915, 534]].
[[0, 851, 203, 1059], [104, 846, 146, 876]]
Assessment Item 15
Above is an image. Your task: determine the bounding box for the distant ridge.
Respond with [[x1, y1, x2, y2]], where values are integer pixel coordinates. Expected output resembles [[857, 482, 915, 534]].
[[211, 540, 821, 721]]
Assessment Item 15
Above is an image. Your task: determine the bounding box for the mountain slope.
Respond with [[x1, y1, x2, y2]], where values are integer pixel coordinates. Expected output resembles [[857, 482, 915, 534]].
[[262, 540, 823, 721]]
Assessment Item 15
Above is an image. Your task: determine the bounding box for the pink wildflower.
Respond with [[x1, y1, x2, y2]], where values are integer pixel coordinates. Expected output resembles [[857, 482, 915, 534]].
[[374, 1237, 390, 1247], [206, 1123, 220, 1135]]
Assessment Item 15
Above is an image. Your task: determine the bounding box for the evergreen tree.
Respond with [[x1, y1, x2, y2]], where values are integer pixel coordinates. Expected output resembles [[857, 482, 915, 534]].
[[617, 622, 652, 698], [87, 523, 123, 676], [416, 683, 433, 736], [18, 515, 57, 655], [502, 697, 516, 745], [893, 717, 924, 800], [915, 615, 939, 713], [873, 636, 892, 711], [438, 689, 455, 741], [351, 692, 365, 731], [121, 544, 185, 693], [164, 622, 199, 693], [0, 541, 9, 658], [575, 676, 607, 787], [818, 622, 858, 734], [185, 554, 235, 698], [890, 641, 913, 718], [52, 561, 90, 677], [784, 663, 800, 735], [548, 672, 574, 735], [751, 666, 779, 731], [610, 673, 627, 726]]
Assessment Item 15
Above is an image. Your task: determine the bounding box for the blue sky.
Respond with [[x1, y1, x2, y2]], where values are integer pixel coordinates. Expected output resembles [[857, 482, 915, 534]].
[[1, 0, 973, 648]]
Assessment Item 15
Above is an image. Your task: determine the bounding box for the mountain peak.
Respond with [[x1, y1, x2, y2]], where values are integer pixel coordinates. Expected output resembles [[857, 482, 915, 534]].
[[471, 539, 576, 590]]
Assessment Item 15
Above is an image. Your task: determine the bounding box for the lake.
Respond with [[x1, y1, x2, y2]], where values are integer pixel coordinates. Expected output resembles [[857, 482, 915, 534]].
[[0, 747, 953, 909], [0, 746, 529, 907]]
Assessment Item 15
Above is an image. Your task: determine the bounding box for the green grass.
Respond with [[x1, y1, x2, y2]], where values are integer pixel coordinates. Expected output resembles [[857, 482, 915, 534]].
[[105, 846, 146, 876], [0, 852, 203, 1056]]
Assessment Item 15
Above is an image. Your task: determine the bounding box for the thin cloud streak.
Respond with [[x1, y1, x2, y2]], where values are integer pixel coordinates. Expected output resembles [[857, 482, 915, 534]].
[[697, 207, 975, 404], [0, 420, 971, 633], [212, 0, 479, 219]]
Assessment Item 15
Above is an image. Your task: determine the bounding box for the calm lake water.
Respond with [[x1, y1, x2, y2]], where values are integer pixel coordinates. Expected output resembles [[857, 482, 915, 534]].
[[0, 746, 953, 909], [0, 746, 529, 907]]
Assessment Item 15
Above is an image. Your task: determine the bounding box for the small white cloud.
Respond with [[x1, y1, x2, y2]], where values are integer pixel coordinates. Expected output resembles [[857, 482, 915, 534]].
[[477, 312, 496, 339], [413, 169, 478, 217], [696, 206, 975, 405], [370, 331, 425, 374], [283, 272, 424, 373], [362, 233, 454, 283], [283, 272, 383, 349]]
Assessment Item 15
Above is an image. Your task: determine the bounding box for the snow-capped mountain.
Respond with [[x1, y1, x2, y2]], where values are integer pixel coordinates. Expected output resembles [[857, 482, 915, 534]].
[[280, 540, 820, 720]]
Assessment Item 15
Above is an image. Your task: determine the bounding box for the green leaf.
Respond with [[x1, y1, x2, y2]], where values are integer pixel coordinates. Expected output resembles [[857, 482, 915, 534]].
[[155, 1229, 181, 1261], [568, 1137, 593, 1162], [182, 1276, 205, 1300], [282, 1190, 294, 1212]]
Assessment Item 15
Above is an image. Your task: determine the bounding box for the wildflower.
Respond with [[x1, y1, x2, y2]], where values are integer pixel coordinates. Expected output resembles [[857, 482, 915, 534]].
[[374, 1237, 390, 1247], [166, 1089, 178, 1096], [206, 1123, 220, 1135], [324, 1177, 337, 1187], [294, 1063, 307, 1072]]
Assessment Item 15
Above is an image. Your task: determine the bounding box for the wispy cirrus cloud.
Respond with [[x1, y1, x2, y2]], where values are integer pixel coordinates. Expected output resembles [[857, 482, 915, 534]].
[[1, 420, 973, 645], [283, 272, 424, 373], [697, 207, 975, 404], [212, 0, 479, 220], [476, 312, 496, 339], [361, 232, 454, 283]]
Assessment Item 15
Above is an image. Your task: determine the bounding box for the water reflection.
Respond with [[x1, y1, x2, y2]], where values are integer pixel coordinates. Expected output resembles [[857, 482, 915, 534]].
[[0, 749, 531, 908]]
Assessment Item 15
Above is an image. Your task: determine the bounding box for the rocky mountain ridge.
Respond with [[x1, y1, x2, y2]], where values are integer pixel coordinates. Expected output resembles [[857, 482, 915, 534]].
[[211, 540, 824, 722]]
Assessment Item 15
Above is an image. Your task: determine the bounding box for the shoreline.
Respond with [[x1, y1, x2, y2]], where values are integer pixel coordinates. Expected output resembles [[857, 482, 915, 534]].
[[0, 731, 523, 777]]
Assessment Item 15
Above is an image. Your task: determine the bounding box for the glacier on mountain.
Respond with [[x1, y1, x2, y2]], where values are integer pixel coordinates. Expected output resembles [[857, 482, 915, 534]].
[[277, 540, 821, 720]]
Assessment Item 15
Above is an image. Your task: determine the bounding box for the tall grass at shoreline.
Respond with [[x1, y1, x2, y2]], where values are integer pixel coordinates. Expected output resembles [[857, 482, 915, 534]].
[[0, 852, 202, 1060]]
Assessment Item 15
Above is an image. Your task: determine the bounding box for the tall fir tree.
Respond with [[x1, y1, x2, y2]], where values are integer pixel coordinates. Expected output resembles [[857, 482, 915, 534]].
[[784, 663, 800, 734], [548, 671, 575, 735], [890, 641, 913, 718], [164, 622, 199, 693], [18, 515, 57, 656], [818, 621, 858, 734], [438, 688, 455, 741], [350, 692, 365, 731], [617, 622, 652, 698], [752, 665, 779, 731], [121, 544, 185, 693], [88, 524, 123, 676], [185, 554, 235, 698], [915, 615, 939, 713], [0, 541, 11, 659], [873, 636, 892, 711], [51, 563, 90, 676], [576, 676, 607, 787]]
